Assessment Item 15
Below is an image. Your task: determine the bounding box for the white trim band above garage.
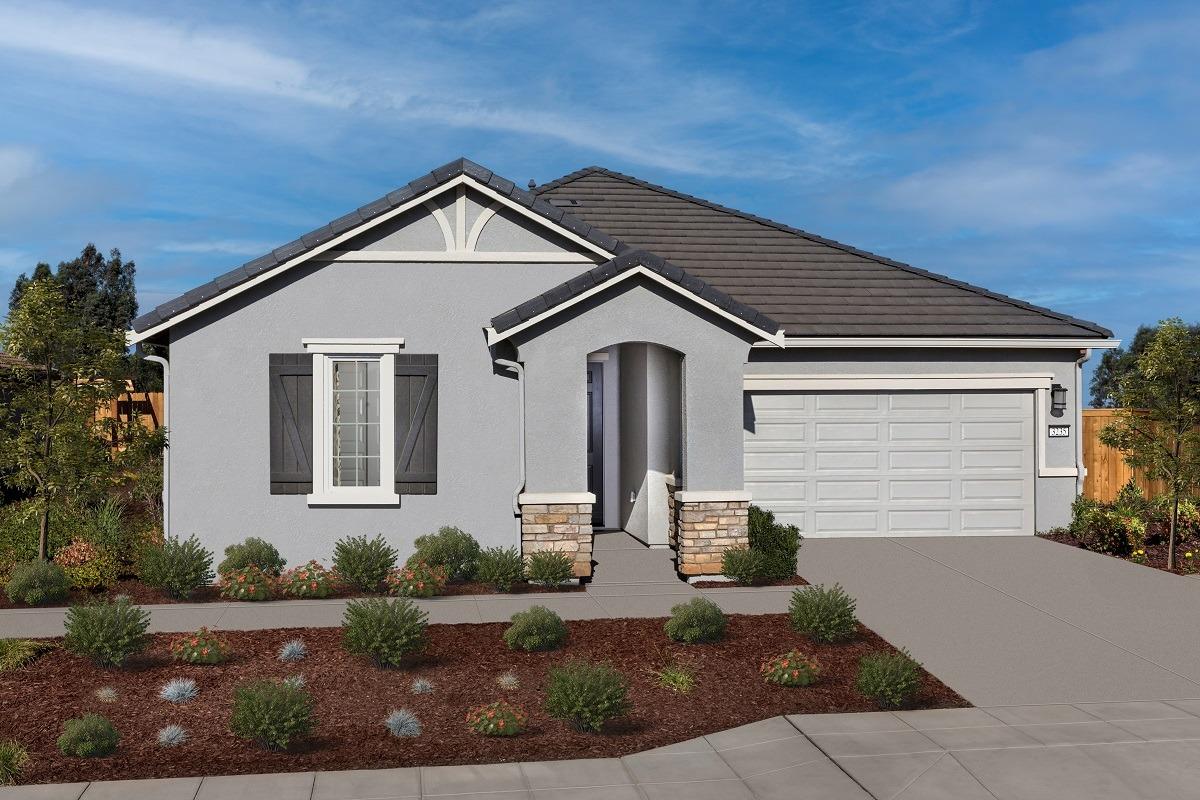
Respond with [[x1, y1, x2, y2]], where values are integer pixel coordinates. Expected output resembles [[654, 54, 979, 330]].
[[743, 374, 1055, 391], [518, 492, 597, 505], [675, 491, 752, 503], [752, 337, 1120, 349]]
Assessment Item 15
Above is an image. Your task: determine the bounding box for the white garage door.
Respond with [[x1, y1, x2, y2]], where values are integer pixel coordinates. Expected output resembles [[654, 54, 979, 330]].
[[744, 391, 1035, 537]]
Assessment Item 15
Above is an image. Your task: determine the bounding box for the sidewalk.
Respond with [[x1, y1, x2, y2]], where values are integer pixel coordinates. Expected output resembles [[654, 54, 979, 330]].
[[7, 703, 1200, 799]]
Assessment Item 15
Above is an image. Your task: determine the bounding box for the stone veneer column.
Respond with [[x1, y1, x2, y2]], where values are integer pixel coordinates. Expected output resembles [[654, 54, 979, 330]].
[[518, 493, 594, 578], [674, 491, 750, 576]]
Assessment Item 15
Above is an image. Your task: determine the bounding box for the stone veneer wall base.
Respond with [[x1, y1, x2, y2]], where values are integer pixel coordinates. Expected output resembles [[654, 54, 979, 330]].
[[674, 498, 749, 576], [520, 503, 594, 578]]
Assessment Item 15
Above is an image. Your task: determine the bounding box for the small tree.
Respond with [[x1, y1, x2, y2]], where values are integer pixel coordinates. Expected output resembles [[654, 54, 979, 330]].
[[1099, 318, 1200, 569], [0, 279, 138, 560]]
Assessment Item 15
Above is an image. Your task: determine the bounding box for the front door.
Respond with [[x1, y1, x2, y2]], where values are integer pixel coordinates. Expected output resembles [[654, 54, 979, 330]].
[[586, 362, 604, 526]]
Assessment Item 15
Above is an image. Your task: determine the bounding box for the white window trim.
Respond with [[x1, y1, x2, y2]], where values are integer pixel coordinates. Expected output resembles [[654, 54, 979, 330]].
[[307, 340, 403, 506]]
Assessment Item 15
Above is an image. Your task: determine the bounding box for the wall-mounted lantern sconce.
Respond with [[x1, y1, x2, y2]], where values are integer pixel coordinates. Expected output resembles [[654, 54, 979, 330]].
[[1050, 383, 1067, 417]]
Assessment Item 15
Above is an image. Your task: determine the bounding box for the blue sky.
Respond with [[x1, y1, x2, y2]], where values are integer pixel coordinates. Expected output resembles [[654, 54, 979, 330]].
[[0, 0, 1196, 388]]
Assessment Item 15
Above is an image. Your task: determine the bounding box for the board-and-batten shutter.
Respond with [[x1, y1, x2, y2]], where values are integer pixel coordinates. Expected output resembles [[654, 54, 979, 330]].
[[268, 354, 313, 494], [395, 354, 438, 495]]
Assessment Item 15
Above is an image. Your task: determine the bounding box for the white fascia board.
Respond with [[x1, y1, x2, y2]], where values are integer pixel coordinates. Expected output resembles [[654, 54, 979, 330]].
[[312, 250, 596, 263], [302, 338, 403, 354], [126, 174, 617, 345], [518, 492, 596, 505], [675, 490, 751, 503], [743, 373, 1055, 391], [486, 265, 786, 347], [754, 337, 1121, 350]]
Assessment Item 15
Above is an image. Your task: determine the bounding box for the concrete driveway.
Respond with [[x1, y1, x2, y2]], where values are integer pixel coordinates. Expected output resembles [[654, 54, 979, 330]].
[[799, 536, 1200, 706]]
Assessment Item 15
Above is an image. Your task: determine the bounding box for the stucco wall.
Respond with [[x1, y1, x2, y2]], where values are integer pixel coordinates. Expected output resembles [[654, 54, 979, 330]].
[[745, 347, 1087, 531]]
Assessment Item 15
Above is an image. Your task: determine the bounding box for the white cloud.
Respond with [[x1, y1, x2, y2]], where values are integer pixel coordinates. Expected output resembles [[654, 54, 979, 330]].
[[0, 146, 40, 192], [157, 239, 275, 256]]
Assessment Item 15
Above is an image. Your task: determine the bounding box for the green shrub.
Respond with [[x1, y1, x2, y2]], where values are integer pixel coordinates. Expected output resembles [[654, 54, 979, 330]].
[[466, 700, 527, 736], [721, 546, 769, 585], [649, 657, 696, 694], [412, 526, 481, 580], [476, 546, 525, 592], [545, 660, 631, 733], [278, 561, 336, 598], [63, 597, 151, 667], [5, 560, 70, 606], [385, 560, 448, 598], [138, 535, 213, 599], [342, 598, 428, 667], [57, 714, 118, 757], [1079, 508, 1139, 556], [664, 597, 726, 644], [789, 584, 858, 643], [748, 504, 802, 580], [761, 650, 820, 687], [218, 537, 286, 577], [525, 550, 574, 587], [332, 535, 397, 592], [0, 739, 28, 785], [856, 649, 922, 709], [0, 639, 54, 672], [0, 500, 76, 577], [170, 627, 228, 665], [53, 540, 119, 590], [230, 679, 315, 750], [219, 565, 274, 601], [503, 605, 568, 651]]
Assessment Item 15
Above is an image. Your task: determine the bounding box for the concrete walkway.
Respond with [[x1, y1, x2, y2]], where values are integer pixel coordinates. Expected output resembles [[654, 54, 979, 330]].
[[0, 532, 794, 638], [9, 703, 1200, 799], [800, 536, 1200, 706]]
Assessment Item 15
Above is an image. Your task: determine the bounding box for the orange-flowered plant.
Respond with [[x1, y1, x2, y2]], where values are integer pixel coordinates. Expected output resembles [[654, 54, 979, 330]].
[[761, 650, 820, 687], [219, 565, 274, 601], [465, 700, 527, 736], [170, 627, 228, 665], [385, 560, 447, 599], [279, 560, 336, 599]]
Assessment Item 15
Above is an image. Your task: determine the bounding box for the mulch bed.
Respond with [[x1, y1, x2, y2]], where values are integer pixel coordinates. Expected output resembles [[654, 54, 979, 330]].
[[1039, 531, 1200, 576], [692, 575, 809, 589], [0, 578, 581, 610], [1, 615, 966, 784]]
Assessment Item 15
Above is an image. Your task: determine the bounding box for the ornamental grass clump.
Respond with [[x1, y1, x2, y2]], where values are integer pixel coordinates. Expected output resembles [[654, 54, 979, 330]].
[[384, 708, 422, 738], [648, 657, 696, 695], [137, 535, 214, 600], [497, 671, 521, 691], [664, 597, 726, 644], [476, 546, 525, 592], [332, 535, 398, 592], [412, 526, 481, 580], [789, 584, 858, 643], [410, 677, 434, 694], [278, 561, 336, 598], [218, 537, 286, 577], [545, 660, 631, 733], [525, 550, 574, 587], [385, 560, 447, 598], [230, 679, 315, 751], [857, 649, 922, 709], [278, 639, 307, 662], [170, 627, 228, 665], [219, 564, 274, 601], [466, 700, 527, 737], [5, 560, 69, 606], [0, 739, 28, 785], [503, 605, 568, 651], [94, 687, 117, 703], [57, 714, 118, 757], [63, 597, 150, 667], [156, 725, 188, 748], [761, 650, 820, 687], [0, 638, 53, 672], [342, 598, 429, 667], [159, 678, 198, 704]]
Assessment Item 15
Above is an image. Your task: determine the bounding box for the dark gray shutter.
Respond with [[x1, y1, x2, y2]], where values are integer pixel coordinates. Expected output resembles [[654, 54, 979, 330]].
[[395, 354, 438, 494], [269, 354, 313, 494]]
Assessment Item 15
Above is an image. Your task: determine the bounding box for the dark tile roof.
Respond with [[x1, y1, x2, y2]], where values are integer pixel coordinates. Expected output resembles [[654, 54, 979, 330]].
[[130, 158, 630, 334], [534, 167, 1112, 339], [0, 351, 31, 370], [489, 250, 781, 336]]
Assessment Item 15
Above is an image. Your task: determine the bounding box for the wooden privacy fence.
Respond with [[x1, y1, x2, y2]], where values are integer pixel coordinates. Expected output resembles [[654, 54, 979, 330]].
[[1082, 409, 1168, 502], [96, 390, 164, 449]]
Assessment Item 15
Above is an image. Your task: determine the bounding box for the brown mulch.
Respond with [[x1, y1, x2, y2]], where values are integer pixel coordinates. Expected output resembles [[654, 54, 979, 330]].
[[0, 614, 966, 784], [692, 575, 809, 589], [1039, 531, 1200, 576], [0, 578, 581, 609]]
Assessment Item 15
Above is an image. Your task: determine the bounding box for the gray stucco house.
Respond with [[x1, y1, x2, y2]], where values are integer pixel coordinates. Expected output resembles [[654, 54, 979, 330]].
[[128, 158, 1117, 577]]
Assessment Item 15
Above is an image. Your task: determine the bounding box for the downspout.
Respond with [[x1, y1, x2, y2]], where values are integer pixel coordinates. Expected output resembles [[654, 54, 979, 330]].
[[1075, 348, 1090, 497], [494, 358, 525, 515], [143, 352, 170, 538]]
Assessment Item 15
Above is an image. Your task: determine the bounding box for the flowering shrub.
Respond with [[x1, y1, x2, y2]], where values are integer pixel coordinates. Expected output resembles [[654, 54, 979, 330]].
[[466, 700, 527, 737], [220, 565, 274, 601], [761, 650, 820, 687], [279, 561, 336, 599], [385, 560, 447, 598], [1181, 550, 1198, 575], [170, 627, 228, 665], [1131, 548, 1148, 565], [53, 540, 118, 590]]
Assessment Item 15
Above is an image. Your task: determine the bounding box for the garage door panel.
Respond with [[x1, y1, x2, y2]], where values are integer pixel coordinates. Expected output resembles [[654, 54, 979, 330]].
[[745, 390, 1034, 538]]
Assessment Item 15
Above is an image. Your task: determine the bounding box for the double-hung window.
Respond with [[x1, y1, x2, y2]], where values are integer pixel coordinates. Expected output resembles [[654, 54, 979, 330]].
[[303, 339, 403, 505]]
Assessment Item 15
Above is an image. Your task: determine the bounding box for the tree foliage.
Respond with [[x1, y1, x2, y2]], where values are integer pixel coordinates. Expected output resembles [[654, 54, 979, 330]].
[[1098, 319, 1200, 569], [1091, 322, 1200, 408]]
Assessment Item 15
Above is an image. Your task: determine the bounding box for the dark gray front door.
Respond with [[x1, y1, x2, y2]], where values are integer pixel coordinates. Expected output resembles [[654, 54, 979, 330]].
[[586, 362, 604, 526]]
